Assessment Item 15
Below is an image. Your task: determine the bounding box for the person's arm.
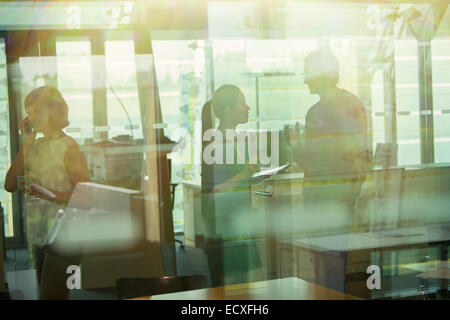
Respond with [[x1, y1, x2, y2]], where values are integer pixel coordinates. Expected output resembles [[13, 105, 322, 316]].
[[211, 168, 253, 193], [64, 144, 90, 189], [202, 158, 256, 194], [295, 110, 314, 170], [56, 144, 91, 205], [5, 118, 36, 192], [4, 146, 25, 192], [342, 102, 372, 169], [283, 122, 304, 169]]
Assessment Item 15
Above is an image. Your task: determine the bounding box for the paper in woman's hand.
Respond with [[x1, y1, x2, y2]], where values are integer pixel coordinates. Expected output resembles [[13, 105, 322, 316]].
[[30, 183, 56, 199]]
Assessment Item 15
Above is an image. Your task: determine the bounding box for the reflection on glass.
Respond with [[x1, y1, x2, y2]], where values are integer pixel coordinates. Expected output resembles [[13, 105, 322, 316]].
[[0, 38, 13, 237], [1, 1, 449, 301], [5, 86, 90, 299], [56, 40, 93, 142]]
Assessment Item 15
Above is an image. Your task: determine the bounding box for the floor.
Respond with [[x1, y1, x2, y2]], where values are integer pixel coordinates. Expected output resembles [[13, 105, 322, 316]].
[[3, 235, 213, 300], [4, 242, 448, 300]]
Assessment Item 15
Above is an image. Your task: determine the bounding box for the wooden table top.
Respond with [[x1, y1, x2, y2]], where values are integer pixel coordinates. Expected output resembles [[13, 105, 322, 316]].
[[130, 277, 360, 300]]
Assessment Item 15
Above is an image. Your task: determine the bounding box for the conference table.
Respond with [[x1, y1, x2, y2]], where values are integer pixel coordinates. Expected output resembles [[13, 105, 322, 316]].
[[130, 277, 360, 300]]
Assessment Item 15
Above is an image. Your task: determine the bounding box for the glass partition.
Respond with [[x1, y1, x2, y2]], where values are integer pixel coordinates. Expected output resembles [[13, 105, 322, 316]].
[[2, 27, 174, 299], [0, 0, 449, 301], [0, 38, 13, 238]]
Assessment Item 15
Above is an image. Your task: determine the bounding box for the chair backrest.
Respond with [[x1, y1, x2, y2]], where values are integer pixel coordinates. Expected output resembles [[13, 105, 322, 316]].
[[116, 275, 207, 299]]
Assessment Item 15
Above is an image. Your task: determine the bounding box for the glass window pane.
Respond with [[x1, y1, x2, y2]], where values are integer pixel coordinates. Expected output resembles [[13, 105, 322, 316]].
[[105, 40, 141, 140], [0, 38, 13, 237], [2, 1, 450, 301], [432, 39, 450, 163], [395, 40, 421, 166], [152, 39, 207, 230], [56, 40, 93, 143]]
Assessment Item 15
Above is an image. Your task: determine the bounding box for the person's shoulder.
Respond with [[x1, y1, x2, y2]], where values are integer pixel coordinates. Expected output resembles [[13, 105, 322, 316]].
[[306, 100, 321, 118], [338, 89, 367, 121], [339, 89, 365, 107], [63, 137, 86, 163], [61, 135, 81, 150]]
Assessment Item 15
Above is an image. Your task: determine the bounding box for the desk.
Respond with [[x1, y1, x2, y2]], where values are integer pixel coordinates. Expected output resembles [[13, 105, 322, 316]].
[[182, 166, 450, 293], [277, 224, 450, 298], [131, 277, 359, 300], [284, 224, 450, 253]]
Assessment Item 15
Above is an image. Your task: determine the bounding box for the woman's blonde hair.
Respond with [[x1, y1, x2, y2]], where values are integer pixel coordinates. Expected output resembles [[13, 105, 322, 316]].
[[24, 86, 70, 129]]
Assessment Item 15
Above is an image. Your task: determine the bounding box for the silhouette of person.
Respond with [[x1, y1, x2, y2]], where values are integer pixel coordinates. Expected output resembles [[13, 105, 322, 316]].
[[303, 50, 370, 183], [201, 85, 261, 286], [286, 49, 371, 292], [5, 86, 90, 299]]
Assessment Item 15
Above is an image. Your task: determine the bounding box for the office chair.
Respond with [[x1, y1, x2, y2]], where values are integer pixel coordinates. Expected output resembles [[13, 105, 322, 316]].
[[116, 274, 207, 299]]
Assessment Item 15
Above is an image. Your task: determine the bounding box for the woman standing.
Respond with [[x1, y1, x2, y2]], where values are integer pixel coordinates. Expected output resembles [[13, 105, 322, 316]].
[[5, 86, 90, 299], [201, 85, 262, 286]]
